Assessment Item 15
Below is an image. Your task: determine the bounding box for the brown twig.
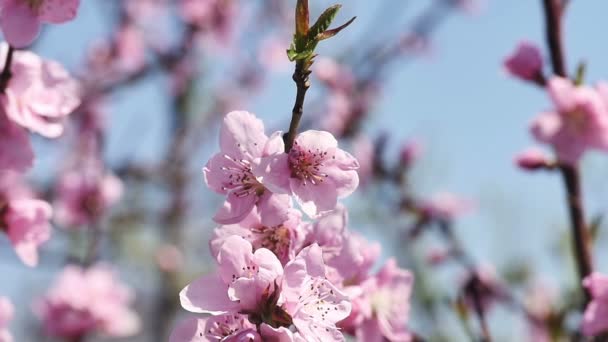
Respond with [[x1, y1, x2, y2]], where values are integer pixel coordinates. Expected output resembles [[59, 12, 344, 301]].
[[541, 0, 593, 304], [0, 45, 14, 93], [559, 164, 593, 302], [284, 60, 311, 152]]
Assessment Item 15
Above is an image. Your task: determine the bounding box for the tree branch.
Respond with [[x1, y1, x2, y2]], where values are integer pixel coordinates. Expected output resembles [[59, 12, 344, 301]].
[[284, 60, 311, 152], [0, 45, 14, 93], [541, 0, 593, 304]]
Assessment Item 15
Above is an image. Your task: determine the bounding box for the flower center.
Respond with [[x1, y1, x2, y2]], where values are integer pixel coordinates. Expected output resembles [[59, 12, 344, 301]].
[[220, 155, 265, 198], [565, 108, 588, 135], [206, 314, 249, 339], [254, 225, 291, 259], [288, 143, 331, 185], [297, 278, 341, 325], [24, 0, 44, 10]]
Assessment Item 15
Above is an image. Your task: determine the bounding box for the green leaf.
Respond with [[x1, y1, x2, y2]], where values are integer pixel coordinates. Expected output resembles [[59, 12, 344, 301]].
[[295, 0, 310, 38], [316, 16, 356, 41], [308, 4, 342, 41]]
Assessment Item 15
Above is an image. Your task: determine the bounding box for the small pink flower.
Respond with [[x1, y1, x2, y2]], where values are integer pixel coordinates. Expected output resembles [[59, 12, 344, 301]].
[[530, 77, 608, 164], [399, 139, 423, 167], [156, 244, 184, 272], [582, 273, 608, 337], [37, 264, 140, 339], [210, 208, 305, 265], [281, 244, 352, 341], [0, 172, 52, 267], [349, 259, 414, 342], [180, 235, 284, 314], [503, 41, 544, 82], [170, 314, 260, 342], [204, 111, 291, 226], [1, 43, 81, 138], [515, 147, 552, 170], [3, 198, 51, 266], [0, 111, 33, 172], [314, 57, 355, 92], [53, 163, 123, 228], [419, 192, 475, 221], [0, 297, 13, 342], [263, 130, 359, 217], [0, 0, 80, 47], [352, 135, 375, 186], [302, 206, 380, 284]]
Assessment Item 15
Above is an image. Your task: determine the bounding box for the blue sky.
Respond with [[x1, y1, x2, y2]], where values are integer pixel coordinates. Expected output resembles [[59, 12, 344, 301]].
[[6, 0, 608, 340]]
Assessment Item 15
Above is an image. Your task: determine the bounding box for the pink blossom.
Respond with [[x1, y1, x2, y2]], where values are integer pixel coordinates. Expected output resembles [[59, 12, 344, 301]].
[[0, 43, 80, 138], [503, 41, 544, 82], [530, 77, 608, 164], [262, 130, 359, 217], [0, 297, 13, 342], [281, 244, 352, 341], [2, 198, 51, 266], [399, 139, 423, 167], [204, 111, 291, 226], [314, 57, 355, 92], [179, 238, 351, 341], [0, 0, 80, 47], [515, 147, 552, 170], [345, 259, 414, 342], [582, 272, 608, 337], [114, 23, 146, 72], [179, 0, 236, 46], [0, 111, 33, 172], [352, 135, 374, 186], [0, 172, 52, 267], [419, 192, 475, 221], [156, 244, 184, 272], [170, 314, 261, 342], [258, 36, 291, 72], [180, 235, 283, 314], [321, 92, 354, 135], [37, 264, 140, 339], [302, 206, 380, 284], [210, 208, 305, 265], [53, 163, 123, 228]]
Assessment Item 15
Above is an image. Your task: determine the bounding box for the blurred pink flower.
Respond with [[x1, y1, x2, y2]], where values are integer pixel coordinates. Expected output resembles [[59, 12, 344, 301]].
[[503, 41, 543, 82], [531, 77, 608, 164], [400, 139, 423, 167], [0, 43, 80, 138], [314, 57, 355, 92], [204, 111, 291, 226], [515, 147, 552, 171], [261, 130, 359, 217], [37, 264, 140, 339], [342, 259, 413, 342], [420, 192, 475, 221], [0, 112, 33, 172], [0, 0, 80, 47], [156, 244, 184, 272], [258, 36, 290, 72], [582, 272, 608, 337], [3, 198, 52, 267], [114, 23, 146, 72], [53, 163, 123, 228], [0, 172, 52, 267], [0, 297, 13, 342], [352, 135, 375, 186]]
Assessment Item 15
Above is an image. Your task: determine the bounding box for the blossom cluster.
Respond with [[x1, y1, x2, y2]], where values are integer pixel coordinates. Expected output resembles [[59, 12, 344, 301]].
[[171, 111, 415, 341]]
